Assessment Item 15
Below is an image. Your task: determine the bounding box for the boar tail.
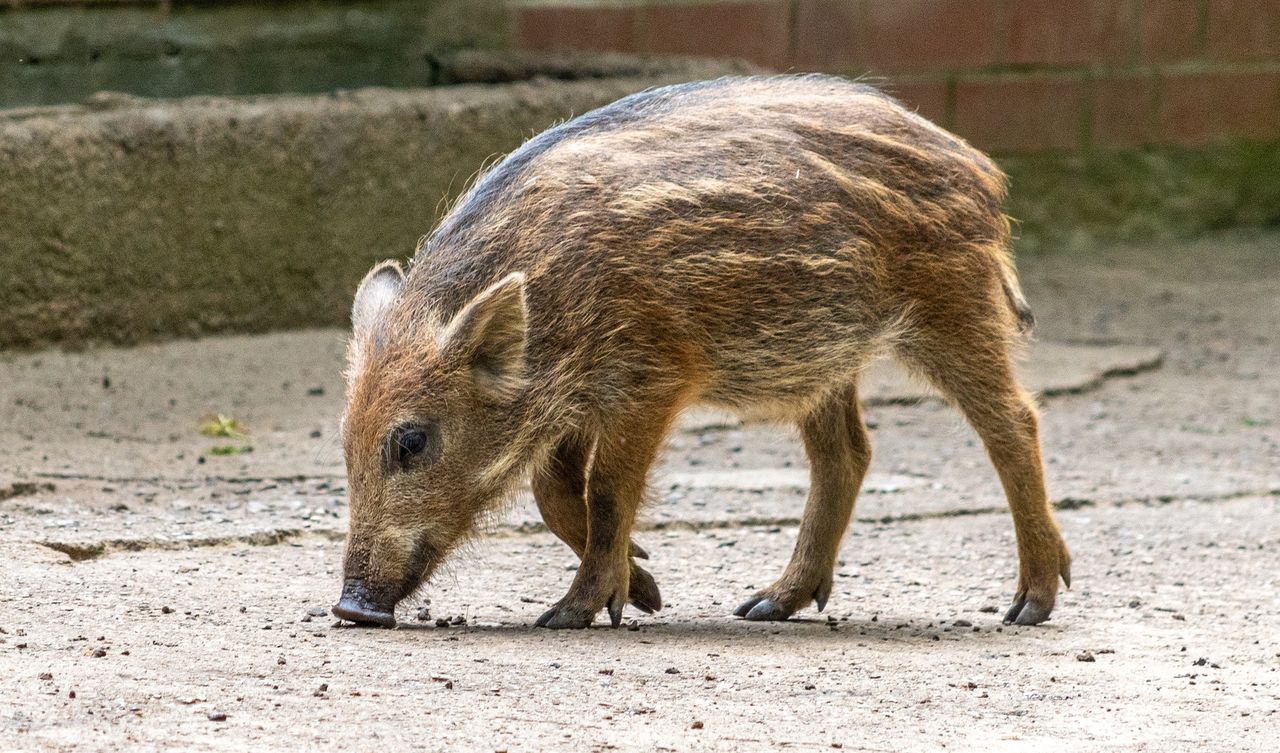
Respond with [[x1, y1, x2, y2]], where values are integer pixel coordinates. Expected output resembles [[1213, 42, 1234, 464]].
[[997, 253, 1035, 335]]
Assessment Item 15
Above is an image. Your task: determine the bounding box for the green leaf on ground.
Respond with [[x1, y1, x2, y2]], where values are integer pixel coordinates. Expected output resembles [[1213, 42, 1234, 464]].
[[199, 414, 249, 439]]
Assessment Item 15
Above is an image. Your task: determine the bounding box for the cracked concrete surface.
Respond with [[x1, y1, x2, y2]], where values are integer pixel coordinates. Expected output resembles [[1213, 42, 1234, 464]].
[[1, 229, 1278, 751]]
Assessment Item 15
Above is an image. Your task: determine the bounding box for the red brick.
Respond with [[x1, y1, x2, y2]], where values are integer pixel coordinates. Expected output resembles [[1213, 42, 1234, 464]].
[[513, 6, 639, 54], [858, 0, 1001, 71], [882, 79, 950, 126], [793, 0, 862, 71], [953, 74, 1090, 152], [1159, 70, 1280, 145], [1092, 74, 1157, 148], [1205, 0, 1280, 61], [1007, 0, 1138, 66], [636, 2, 792, 70], [1138, 0, 1203, 62]]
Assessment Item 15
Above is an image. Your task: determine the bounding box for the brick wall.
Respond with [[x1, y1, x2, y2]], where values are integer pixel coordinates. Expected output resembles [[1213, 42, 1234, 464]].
[[510, 0, 1280, 152]]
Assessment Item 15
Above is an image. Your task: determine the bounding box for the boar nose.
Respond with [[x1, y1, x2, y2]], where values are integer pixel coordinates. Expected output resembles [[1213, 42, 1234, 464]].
[[331, 579, 397, 628]]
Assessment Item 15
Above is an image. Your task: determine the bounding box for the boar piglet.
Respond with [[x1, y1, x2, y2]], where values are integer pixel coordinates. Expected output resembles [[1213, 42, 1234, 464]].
[[332, 74, 1071, 630]]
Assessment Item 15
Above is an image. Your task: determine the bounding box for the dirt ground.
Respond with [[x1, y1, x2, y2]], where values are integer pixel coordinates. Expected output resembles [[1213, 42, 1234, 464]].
[[1, 229, 1278, 751]]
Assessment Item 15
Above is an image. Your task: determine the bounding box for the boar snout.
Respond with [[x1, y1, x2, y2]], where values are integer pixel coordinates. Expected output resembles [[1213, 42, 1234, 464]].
[[332, 578, 397, 628]]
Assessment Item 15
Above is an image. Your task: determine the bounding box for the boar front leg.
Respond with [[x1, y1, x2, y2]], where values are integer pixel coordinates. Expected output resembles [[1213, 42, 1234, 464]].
[[531, 433, 662, 614], [536, 414, 670, 629], [736, 383, 871, 620]]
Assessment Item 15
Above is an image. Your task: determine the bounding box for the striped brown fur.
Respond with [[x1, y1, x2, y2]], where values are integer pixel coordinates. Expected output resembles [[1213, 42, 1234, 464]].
[[333, 75, 1070, 630]]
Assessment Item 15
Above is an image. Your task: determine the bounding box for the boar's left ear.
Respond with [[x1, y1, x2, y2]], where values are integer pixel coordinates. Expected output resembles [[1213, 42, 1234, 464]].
[[439, 272, 528, 401], [352, 260, 405, 337], [348, 260, 405, 373]]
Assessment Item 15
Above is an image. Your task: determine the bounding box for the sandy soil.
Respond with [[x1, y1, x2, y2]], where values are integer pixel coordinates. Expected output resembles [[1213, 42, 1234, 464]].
[[1, 229, 1278, 751]]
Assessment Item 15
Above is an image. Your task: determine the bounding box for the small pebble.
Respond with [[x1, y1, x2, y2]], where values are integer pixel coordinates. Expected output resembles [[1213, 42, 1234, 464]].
[[1077, 651, 1096, 662]]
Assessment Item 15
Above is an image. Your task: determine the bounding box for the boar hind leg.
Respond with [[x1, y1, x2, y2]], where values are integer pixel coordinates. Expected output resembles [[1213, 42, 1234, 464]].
[[736, 383, 870, 621], [536, 413, 671, 629], [899, 324, 1071, 626], [531, 433, 662, 614]]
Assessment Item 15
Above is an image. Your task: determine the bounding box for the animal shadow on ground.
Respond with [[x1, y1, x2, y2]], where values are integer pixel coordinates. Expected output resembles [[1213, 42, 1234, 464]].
[[334, 614, 1060, 646]]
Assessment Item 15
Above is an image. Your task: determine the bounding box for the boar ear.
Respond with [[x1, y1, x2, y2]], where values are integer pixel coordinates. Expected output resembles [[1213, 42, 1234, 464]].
[[352, 260, 404, 336], [348, 260, 404, 371], [439, 272, 528, 401]]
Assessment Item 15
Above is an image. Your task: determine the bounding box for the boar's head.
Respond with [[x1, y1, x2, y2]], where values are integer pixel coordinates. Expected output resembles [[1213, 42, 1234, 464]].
[[332, 261, 530, 627]]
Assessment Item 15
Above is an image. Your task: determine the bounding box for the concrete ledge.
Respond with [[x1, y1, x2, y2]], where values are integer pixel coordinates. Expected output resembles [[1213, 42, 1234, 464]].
[[4, 51, 1274, 349], [0, 54, 754, 349]]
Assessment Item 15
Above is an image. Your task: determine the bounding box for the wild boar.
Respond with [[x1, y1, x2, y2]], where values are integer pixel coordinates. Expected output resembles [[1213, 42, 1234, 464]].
[[331, 74, 1071, 630]]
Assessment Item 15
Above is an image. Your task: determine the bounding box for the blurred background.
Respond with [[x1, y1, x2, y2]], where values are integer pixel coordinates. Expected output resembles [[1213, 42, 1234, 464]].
[[2, 0, 1277, 349]]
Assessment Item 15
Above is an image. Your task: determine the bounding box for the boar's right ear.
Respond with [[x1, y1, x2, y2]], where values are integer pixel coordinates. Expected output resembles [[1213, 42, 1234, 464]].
[[348, 260, 404, 370], [438, 272, 527, 402]]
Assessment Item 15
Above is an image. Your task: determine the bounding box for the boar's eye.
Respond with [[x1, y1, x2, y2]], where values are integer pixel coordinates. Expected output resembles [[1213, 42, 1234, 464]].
[[384, 421, 441, 472], [400, 430, 427, 456]]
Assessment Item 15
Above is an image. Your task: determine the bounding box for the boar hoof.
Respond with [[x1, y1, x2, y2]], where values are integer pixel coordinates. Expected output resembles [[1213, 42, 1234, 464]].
[[537, 588, 631, 629], [535, 604, 596, 629], [734, 597, 793, 622], [628, 563, 662, 614], [1002, 597, 1052, 626]]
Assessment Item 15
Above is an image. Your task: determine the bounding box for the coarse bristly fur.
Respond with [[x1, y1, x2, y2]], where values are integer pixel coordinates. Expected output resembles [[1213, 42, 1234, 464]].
[[335, 74, 1071, 630]]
